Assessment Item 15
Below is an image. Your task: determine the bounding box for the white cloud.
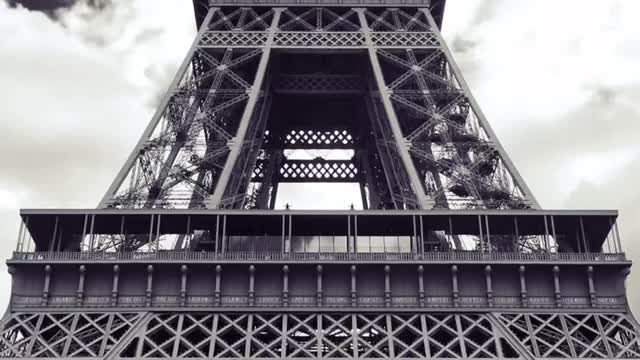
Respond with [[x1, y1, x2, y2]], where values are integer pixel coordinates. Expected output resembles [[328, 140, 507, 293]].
[[444, 0, 640, 127]]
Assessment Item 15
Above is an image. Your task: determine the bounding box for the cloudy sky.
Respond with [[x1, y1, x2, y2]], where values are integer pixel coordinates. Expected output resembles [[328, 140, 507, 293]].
[[0, 0, 639, 311]]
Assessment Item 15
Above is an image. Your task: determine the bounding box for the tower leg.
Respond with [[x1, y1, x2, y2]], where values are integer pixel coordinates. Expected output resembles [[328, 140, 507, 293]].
[[206, 9, 283, 208], [98, 8, 218, 208], [357, 9, 434, 210]]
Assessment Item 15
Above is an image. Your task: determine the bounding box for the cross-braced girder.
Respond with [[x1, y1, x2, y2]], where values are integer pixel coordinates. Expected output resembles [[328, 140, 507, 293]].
[[2, 311, 638, 359], [0, 312, 142, 358]]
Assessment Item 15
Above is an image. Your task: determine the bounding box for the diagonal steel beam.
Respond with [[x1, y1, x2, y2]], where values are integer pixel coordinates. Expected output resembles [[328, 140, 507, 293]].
[[420, 7, 541, 209], [357, 8, 434, 209], [98, 9, 217, 208], [206, 9, 283, 208]]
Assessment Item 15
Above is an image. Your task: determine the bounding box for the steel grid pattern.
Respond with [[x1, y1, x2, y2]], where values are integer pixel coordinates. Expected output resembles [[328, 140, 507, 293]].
[[0, 313, 142, 358], [498, 313, 640, 359], [279, 160, 359, 182], [284, 129, 355, 148], [273, 31, 366, 47], [99, 5, 540, 210], [275, 75, 363, 94], [199, 31, 269, 47], [198, 31, 439, 49], [1, 311, 638, 359], [370, 32, 439, 48]]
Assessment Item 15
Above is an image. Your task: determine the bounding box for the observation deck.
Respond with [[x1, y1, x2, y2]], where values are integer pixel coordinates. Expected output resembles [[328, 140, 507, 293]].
[[8, 209, 630, 312]]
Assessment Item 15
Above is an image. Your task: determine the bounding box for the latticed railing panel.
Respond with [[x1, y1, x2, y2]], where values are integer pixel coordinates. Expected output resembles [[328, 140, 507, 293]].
[[279, 160, 359, 182], [284, 129, 355, 148]]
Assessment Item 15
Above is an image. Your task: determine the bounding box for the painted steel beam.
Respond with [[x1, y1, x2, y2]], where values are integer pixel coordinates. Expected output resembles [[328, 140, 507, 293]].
[[206, 9, 284, 208]]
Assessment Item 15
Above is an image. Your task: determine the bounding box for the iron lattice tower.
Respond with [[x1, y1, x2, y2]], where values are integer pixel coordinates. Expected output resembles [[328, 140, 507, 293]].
[[3, 1, 639, 359]]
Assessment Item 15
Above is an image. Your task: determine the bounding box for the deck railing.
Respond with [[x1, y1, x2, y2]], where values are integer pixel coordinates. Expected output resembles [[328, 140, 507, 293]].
[[11, 251, 627, 263]]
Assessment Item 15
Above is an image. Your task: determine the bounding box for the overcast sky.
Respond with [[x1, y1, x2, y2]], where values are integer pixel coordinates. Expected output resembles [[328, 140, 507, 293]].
[[0, 0, 639, 311]]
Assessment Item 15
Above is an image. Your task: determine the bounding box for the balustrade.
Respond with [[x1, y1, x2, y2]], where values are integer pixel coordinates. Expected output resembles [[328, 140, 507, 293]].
[[10, 250, 627, 263]]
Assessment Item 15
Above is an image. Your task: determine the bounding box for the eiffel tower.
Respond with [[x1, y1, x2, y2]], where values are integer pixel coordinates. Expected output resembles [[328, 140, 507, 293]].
[[3, 1, 639, 359]]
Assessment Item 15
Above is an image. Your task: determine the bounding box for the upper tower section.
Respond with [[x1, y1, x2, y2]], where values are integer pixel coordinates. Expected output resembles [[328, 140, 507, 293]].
[[100, 2, 536, 210], [192, 0, 447, 29]]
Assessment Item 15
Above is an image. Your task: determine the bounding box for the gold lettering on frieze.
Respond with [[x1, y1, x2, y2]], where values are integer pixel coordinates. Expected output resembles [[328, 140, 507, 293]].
[[222, 296, 248, 303], [563, 297, 588, 304], [528, 297, 553, 304], [188, 296, 214, 304], [598, 297, 622, 304], [119, 296, 145, 304], [493, 296, 519, 304], [325, 297, 349, 304], [50, 296, 75, 304], [13, 296, 41, 305], [392, 297, 418, 304], [153, 296, 178, 303], [359, 296, 384, 304], [256, 296, 281, 303], [290, 296, 315, 304], [84, 296, 110, 303], [425, 296, 450, 304], [460, 297, 485, 304]]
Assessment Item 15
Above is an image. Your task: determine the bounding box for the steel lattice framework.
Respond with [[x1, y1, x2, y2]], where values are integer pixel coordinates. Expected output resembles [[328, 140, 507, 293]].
[[97, 4, 538, 211], [2, 311, 640, 359], [2, 1, 639, 360]]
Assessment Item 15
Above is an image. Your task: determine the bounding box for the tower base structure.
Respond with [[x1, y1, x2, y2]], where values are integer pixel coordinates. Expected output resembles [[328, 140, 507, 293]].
[[3, 1, 640, 359]]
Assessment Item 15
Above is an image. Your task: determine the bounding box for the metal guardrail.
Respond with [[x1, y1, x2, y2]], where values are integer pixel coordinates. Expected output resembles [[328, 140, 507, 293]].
[[11, 251, 628, 262]]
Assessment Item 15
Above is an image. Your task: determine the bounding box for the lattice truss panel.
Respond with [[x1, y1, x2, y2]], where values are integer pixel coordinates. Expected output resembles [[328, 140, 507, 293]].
[[498, 313, 640, 359], [1, 312, 638, 358], [375, 45, 533, 209], [105, 44, 267, 209], [208, 7, 276, 31], [275, 75, 363, 94], [115, 312, 520, 359], [251, 138, 360, 200], [0, 312, 142, 358], [278, 160, 358, 182], [199, 7, 437, 49], [284, 129, 355, 149], [252, 129, 359, 184]]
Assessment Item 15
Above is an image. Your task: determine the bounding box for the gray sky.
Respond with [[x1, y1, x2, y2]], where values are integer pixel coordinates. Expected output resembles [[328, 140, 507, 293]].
[[0, 0, 639, 311]]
